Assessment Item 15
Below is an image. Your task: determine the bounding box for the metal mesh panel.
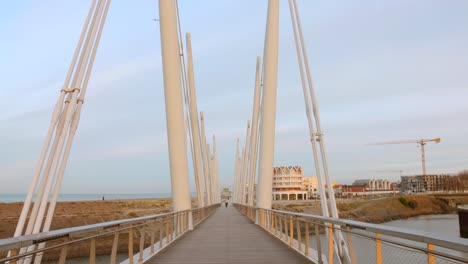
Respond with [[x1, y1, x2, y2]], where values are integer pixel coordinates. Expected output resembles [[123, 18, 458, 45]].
[[233, 206, 468, 264]]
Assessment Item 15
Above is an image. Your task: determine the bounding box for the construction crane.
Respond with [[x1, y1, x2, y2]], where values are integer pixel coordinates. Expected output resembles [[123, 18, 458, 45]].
[[368, 138, 441, 176]]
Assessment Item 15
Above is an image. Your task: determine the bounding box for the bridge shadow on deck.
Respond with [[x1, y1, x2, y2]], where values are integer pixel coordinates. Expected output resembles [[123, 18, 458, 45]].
[[148, 205, 310, 264]]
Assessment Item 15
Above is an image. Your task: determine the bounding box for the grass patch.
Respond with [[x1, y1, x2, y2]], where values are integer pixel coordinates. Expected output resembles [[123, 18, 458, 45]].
[[398, 197, 409, 207]]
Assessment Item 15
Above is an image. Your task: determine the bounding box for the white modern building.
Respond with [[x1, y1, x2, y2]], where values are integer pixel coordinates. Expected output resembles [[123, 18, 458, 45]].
[[272, 166, 307, 200]]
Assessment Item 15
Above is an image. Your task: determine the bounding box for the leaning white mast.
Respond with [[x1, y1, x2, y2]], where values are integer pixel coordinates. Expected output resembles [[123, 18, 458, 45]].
[[12, 0, 112, 262], [247, 56, 262, 206], [287, 0, 350, 261], [199, 112, 212, 204], [185, 32, 205, 207]]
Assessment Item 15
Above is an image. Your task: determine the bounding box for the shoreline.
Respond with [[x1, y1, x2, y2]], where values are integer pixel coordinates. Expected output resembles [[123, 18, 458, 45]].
[[0, 194, 172, 204], [0, 197, 171, 204], [273, 194, 468, 224]]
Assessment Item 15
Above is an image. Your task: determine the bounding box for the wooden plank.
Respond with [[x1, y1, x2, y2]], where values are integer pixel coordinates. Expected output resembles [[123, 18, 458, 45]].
[[147, 206, 308, 263]]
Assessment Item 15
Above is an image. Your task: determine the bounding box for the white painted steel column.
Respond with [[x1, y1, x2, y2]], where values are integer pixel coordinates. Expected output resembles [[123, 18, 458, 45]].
[[233, 139, 240, 203], [207, 143, 213, 203], [186, 33, 204, 207], [239, 147, 245, 204], [200, 112, 211, 205], [241, 121, 251, 204], [212, 138, 217, 203], [247, 56, 262, 206], [257, 0, 280, 211], [159, 0, 192, 229], [238, 152, 243, 203], [212, 135, 219, 203]]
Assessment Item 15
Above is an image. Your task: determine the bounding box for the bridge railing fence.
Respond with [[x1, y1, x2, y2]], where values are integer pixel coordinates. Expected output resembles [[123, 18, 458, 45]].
[[0, 204, 219, 264], [234, 204, 468, 264]]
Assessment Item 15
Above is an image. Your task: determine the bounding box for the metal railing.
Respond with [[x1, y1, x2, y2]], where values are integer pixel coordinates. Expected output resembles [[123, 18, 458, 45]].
[[0, 204, 219, 264], [234, 204, 468, 264]]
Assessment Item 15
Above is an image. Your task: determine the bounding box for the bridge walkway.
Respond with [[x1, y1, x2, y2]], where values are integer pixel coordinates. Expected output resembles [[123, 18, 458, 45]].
[[147, 205, 309, 263]]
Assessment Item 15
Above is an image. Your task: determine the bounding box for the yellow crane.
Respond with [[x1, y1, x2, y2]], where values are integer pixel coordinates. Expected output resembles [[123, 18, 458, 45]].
[[368, 138, 441, 176]]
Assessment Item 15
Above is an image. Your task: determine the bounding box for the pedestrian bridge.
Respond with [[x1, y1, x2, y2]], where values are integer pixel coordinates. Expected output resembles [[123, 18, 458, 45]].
[[1, 204, 467, 264]]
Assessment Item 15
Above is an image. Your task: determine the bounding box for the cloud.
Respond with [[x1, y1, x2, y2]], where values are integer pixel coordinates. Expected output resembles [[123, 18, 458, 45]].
[[1, 0, 468, 194]]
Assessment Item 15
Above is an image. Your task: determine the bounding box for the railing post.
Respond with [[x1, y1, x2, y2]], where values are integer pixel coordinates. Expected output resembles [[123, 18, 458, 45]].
[[178, 212, 182, 235], [110, 232, 120, 264], [9, 249, 17, 264], [274, 214, 279, 236], [347, 226, 356, 264], [284, 216, 289, 241], [181, 211, 185, 234], [278, 214, 283, 238], [328, 223, 334, 264], [138, 229, 145, 263], [58, 245, 68, 264], [159, 223, 164, 249], [171, 217, 175, 240], [289, 215, 294, 246], [427, 243, 436, 264], [270, 212, 275, 232], [296, 219, 302, 252], [186, 211, 189, 232], [182, 211, 186, 233], [305, 222, 309, 256], [150, 229, 155, 254], [174, 213, 177, 237], [376, 233, 383, 264], [128, 226, 134, 264], [315, 223, 323, 264], [90, 238, 96, 264], [166, 219, 171, 243]]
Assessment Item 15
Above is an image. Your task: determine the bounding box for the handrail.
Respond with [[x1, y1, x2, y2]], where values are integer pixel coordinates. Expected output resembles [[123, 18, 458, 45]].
[[267, 208, 468, 253], [235, 203, 468, 264], [0, 210, 179, 252], [0, 203, 220, 263]]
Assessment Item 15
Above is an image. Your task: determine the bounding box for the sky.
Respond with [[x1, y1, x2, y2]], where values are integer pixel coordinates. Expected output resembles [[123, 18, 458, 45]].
[[1, 0, 467, 194]]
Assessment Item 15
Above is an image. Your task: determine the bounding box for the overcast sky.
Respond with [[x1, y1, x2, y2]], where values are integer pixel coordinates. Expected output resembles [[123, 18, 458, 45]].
[[1, 0, 467, 194]]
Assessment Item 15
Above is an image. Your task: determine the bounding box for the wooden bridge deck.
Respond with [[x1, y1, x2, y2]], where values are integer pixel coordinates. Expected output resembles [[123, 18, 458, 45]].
[[147, 205, 310, 263]]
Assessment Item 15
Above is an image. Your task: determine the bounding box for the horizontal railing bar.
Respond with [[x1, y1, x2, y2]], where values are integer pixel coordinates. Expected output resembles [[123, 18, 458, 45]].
[[260, 208, 468, 253], [0, 213, 182, 263], [0, 207, 198, 252], [0, 203, 220, 262], [339, 221, 468, 263], [234, 204, 468, 263], [236, 204, 466, 263]]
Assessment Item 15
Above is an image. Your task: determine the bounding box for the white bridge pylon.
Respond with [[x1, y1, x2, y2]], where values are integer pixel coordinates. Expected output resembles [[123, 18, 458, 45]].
[[233, 0, 351, 263], [12, 0, 221, 262]]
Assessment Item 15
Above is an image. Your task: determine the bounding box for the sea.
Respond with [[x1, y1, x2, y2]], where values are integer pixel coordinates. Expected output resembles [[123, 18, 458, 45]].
[[0, 193, 172, 203]]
